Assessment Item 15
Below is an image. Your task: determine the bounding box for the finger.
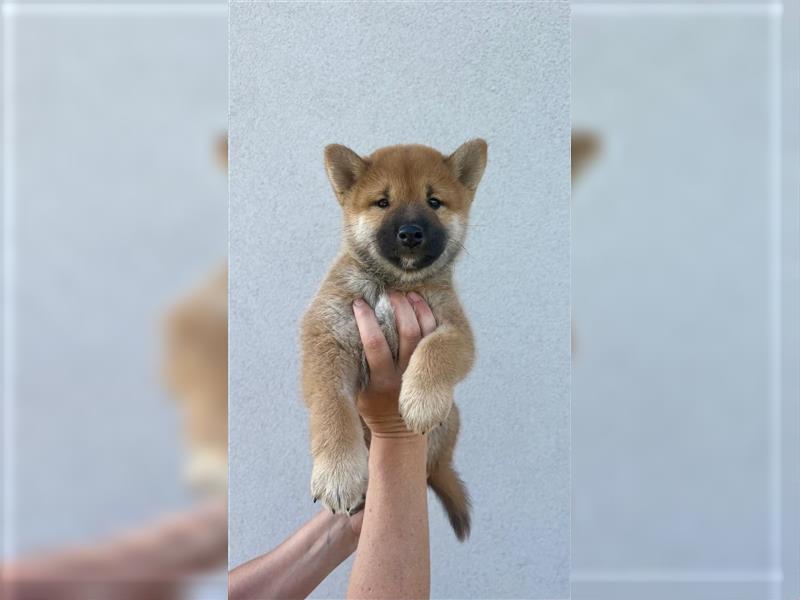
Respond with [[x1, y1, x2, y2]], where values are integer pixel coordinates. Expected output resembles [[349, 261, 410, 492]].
[[352, 298, 394, 375], [407, 292, 437, 337], [389, 291, 421, 371]]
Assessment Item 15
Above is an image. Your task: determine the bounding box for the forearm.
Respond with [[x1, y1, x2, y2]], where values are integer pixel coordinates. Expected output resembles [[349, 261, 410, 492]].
[[1, 501, 227, 600], [347, 435, 430, 600], [105, 499, 228, 576], [229, 509, 358, 600], [4, 500, 227, 578]]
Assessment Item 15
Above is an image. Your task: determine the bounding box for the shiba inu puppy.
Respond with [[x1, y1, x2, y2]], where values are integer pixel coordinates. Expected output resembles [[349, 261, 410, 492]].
[[301, 140, 487, 541]]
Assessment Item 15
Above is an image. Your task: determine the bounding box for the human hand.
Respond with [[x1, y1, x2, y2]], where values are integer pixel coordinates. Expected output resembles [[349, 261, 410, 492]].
[[352, 291, 437, 438]]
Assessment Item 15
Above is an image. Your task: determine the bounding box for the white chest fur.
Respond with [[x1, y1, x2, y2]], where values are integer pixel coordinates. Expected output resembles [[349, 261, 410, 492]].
[[373, 292, 399, 358]]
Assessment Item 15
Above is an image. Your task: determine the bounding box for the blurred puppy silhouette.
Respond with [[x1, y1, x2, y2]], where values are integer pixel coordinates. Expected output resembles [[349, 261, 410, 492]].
[[162, 132, 229, 495], [163, 264, 228, 495], [571, 130, 601, 358]]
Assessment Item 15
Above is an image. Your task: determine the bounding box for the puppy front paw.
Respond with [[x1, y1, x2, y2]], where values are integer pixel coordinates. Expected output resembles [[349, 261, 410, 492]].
[[399, 379, 453, 435], [310, 445, 368, 514]]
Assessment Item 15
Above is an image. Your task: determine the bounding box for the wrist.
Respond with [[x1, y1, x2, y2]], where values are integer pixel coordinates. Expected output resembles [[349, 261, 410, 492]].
[[363, 413, 417, 438], [324, 510, 360, 554], [368, 430, 427, 456]]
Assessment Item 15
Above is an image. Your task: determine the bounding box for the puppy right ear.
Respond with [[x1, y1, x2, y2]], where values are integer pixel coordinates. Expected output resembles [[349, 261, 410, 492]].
[[571, 131, 600, 182], [324, 144, 366, 199], [447, 139, 488, 192]]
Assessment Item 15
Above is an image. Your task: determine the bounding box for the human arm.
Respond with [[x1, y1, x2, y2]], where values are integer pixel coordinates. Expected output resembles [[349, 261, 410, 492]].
[[1, 500, 227, 600], [228, 509, 362, 600], [347, 292, 436, 600], [230, 292, 436, 600]]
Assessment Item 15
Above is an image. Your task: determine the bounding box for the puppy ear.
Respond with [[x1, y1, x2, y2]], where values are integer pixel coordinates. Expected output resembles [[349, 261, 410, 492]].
[[571, 131, 600, 182], [324, 144, 367, 198], [447, 139, 488, 191]]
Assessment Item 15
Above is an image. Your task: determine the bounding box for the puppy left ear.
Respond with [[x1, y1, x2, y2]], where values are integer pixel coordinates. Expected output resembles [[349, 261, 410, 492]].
[[447, 138, 488, 191], [324, 144, 367, 199]]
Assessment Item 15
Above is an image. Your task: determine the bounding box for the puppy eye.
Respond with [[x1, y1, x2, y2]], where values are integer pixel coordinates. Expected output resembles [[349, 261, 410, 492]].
[[428, 197, 442, 210], [374, 198, 390, 209]]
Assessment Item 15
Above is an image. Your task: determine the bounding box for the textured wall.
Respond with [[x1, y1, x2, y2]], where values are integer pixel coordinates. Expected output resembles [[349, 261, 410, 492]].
[[228, 2, 571, 598]]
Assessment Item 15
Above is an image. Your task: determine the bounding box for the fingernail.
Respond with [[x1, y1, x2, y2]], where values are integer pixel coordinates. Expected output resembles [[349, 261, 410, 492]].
[[407, 292, 422, 303], [353, 298, 364, 307]]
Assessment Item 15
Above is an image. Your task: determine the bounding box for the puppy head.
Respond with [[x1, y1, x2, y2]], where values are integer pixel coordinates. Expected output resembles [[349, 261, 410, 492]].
[[324, 140, 487, 283]]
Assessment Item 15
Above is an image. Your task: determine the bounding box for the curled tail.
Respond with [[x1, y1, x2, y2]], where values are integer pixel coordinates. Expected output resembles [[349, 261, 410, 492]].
[[428, 464, 471, 542]]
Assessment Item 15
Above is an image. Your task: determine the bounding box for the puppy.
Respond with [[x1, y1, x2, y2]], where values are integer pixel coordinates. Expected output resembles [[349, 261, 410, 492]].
[[301, 140, 487, 541]]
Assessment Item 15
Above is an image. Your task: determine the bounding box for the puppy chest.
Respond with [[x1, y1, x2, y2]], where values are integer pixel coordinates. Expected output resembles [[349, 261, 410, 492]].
[[373, 293, 399, 358], [323, 292, 398, 378]]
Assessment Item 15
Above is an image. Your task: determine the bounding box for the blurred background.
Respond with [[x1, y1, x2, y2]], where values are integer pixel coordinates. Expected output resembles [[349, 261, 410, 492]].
[[1, 1, 798, 599], [1, 3, 229, 599], [571, 3, 798, 600]]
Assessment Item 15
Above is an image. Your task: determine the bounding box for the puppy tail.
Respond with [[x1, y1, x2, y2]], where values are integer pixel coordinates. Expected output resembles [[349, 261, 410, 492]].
[[428, 464, 471, 542]]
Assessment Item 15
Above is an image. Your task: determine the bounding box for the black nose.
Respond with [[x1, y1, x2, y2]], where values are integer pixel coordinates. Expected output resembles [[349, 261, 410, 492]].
[[397, 224, 424, 248]]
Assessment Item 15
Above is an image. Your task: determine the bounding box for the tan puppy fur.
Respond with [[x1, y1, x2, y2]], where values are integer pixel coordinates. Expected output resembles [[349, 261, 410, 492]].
[[163, 266, 228, 494], [301, 140, 487, 541]]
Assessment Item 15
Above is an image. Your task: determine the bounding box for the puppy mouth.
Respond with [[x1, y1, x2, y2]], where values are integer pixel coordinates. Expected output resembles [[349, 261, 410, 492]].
[[392, 251, 439, 271]]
